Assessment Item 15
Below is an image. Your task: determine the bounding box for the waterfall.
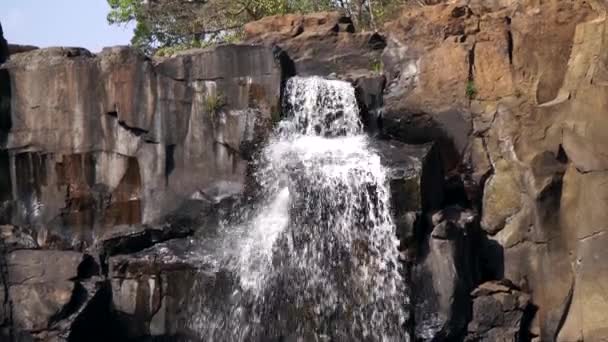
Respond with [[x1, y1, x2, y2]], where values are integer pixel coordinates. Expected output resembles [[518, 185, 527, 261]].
[[189, 76, 409, 341]]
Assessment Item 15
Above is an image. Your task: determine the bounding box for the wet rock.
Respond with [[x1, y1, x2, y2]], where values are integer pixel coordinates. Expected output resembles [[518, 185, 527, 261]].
[[10, 282, 74, 332], [412, 205, 477, 340], [0, 225, 37, 251], [466, 280, 532, 341], [108, 238, 216, 340], [6, 250, 87, 285], [354, 75, 385, 133], [372, 140, 444, 245]]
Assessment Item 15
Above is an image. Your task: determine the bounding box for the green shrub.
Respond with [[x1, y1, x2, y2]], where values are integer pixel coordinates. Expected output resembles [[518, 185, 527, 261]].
[[370, 58, 383, 74], [204, 92, 226, 118], [466, 80, 477, 99]]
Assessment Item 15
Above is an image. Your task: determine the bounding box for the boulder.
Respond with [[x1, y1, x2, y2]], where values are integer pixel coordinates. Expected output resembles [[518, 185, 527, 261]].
[[4, 250, 106, 340], [108, 238, 225, 340], [466, 280, 532, 341]]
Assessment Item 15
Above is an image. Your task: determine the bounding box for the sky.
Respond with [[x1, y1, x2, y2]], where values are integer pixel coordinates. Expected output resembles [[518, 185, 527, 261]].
[[1, 0, 135, 52]]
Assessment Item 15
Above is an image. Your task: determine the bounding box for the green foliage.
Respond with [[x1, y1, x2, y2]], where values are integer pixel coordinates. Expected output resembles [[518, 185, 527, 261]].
[[466, 80, 477, 99], [370, 58, 383, 73], [107, 0, 432, 54], [204, 92, 226, 118]]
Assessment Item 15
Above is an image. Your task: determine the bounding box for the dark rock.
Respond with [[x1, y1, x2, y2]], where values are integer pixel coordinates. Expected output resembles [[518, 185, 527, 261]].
[[0, 22, 7, 64], [372, 140, 444, 245], [354, 75, 385, 133], [412, 205, 477, 341], [7, 45, 38, 56], [466, 281, 532, 342], [381, 108, 472, 172], [108, 238, 220, 340]]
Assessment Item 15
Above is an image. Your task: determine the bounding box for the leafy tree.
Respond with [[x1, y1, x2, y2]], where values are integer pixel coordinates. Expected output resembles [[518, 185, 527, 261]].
[[107, 0, 426, 54]]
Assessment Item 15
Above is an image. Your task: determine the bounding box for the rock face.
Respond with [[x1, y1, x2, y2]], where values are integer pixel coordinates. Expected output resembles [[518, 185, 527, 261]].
[[379, 0, 608, 340], [0, 44, 281, 250], [244, 12, 386, 79]]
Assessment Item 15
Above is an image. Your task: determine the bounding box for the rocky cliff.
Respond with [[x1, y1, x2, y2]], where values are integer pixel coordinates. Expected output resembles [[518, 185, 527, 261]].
[[2, 0, 608, 340]]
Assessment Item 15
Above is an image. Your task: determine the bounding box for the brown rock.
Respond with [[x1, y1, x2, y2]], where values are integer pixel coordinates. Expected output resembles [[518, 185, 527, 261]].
[[382, 0, 603, 339], [10, 282, 74, 331], [245, 12, 385, 79], [6, 250, 85, 285]]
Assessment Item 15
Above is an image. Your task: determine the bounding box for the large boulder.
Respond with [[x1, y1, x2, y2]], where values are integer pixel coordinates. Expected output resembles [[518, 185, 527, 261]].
[[108, 238, 232, 340], [4, 250, 108, 340]]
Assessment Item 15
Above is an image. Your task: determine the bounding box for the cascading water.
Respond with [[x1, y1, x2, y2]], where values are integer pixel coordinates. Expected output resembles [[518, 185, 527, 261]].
[[188, 76, 409, 341]]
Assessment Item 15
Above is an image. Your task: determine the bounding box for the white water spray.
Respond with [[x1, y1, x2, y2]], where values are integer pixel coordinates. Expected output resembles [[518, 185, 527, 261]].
[[190, 76, 409, 341]]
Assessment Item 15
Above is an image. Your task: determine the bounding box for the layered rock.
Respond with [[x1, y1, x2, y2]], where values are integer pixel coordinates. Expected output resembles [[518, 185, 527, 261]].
[[0, 44, 281, 250]]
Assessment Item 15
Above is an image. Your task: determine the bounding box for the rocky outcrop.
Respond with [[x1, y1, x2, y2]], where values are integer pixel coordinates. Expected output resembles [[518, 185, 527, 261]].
[[379, 0, 608, 340], [0, 44, 281, 250], [244, 12, 386, 79]]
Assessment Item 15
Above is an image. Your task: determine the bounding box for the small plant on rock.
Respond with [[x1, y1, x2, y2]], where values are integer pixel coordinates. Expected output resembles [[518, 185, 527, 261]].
[[466, 80, 477, 99], [371, 58, 383, 74], [204, 92, 226, 119]]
